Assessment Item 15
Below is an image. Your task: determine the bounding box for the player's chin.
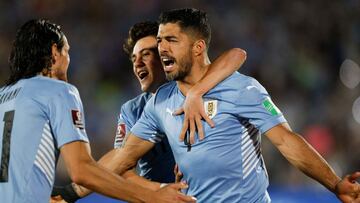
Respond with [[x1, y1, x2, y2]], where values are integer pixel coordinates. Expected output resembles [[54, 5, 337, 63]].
[[140, 83, 150, 92], [165, 71, 177, 81]]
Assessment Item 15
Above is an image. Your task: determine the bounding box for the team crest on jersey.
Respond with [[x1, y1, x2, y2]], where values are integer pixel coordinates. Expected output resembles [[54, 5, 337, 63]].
[[204, 100, 218, 119], [71, 110, 84, 129]]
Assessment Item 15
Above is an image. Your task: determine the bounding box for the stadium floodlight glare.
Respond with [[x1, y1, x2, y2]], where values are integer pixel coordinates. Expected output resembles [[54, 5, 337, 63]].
[[352, 96, 360, 124], [339, 59, 360, 89]]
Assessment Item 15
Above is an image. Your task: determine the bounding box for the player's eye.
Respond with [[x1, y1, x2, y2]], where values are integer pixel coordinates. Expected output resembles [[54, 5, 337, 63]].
[[141, 51, 152, 60]]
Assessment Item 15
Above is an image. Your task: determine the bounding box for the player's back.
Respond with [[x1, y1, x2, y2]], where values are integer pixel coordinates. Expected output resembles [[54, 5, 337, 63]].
[[0, 76, 75, 202]]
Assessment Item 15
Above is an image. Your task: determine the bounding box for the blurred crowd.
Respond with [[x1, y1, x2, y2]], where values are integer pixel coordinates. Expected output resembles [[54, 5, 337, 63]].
[[0, 0, 359, 189]]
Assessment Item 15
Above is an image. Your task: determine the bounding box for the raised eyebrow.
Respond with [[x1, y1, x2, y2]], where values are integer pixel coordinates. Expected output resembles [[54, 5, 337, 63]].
[[143, 46, 157, 51], [140, 46, 157, 53], [131, 46, 157, 60]]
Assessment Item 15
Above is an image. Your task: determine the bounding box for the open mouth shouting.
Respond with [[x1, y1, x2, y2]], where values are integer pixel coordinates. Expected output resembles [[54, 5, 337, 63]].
[[137, 69, 149, 81], [161, 56, 175, 72]]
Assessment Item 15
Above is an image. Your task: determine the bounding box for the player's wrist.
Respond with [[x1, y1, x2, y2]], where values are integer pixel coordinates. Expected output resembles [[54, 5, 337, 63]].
[[188, 84, 206, 97], [333, 178, 342, 194], [142, 188, 158, 203]]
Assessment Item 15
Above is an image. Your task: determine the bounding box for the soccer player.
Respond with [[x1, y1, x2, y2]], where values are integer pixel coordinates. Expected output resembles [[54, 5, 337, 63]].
[[106, 8, 360, 202], [0, 19, 196, 203], [52, 21, 246, 202], [118, 21, 246, 183]]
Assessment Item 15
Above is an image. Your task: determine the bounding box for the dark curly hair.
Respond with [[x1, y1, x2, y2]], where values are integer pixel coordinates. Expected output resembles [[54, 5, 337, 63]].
[[123, 21, 159, 58], [158, 8, 211, 48], [6, 19, 65, 85]]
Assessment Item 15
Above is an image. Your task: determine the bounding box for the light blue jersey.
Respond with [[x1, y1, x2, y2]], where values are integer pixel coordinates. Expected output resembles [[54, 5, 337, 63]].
[[114, 92, 175, 182], [0, 76, 89, 203], [132, 72, 287, 202]]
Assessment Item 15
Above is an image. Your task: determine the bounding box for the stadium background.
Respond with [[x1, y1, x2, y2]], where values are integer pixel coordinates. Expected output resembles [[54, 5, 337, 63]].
[[0, 0, 359, 202]]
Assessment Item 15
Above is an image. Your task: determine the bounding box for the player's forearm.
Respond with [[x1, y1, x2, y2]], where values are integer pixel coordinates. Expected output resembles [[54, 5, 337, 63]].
[[275, 132, 341, 192], [74, 134, 158, 198], [191, 48, 246, 95], [72, 148, 142, 197], [73, 159, 154, 202], [123, 169, 161, 191], [77, 166, 162, 193], [97, 149, 161, 191], [100, 148, 138, 175]]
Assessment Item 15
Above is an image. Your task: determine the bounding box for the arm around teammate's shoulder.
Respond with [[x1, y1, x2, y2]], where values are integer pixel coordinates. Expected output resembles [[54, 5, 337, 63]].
[[174, 48, 247, 143]]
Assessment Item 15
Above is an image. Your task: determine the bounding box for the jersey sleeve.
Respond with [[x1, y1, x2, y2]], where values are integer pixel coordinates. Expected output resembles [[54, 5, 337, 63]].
[[130, 97, 163, 143], [235, 82, 287, 134], [113, 107, 131, 149], [48, 85, 89, 148]]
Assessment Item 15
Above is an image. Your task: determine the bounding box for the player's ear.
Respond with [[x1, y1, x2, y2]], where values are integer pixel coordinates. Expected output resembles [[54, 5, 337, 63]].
[[51, 43, 59, 65], [193, 39, 206, 56]]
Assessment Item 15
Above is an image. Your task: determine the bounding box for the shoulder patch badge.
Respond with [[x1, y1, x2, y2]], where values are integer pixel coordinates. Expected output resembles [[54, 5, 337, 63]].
[[262, 98, 281, 116], [71, 110, 84, 129], [114, 122, 126, 148], [116, 123, 126, 140], [204, 100, 218, 119]]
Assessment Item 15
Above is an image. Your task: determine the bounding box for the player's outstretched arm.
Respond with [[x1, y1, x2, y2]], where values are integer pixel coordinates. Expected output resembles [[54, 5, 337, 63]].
[[53, 134, 172, 202], [175, 48, 247, 144], [265, 123, 360, 202], [60, 140, 196, 203]]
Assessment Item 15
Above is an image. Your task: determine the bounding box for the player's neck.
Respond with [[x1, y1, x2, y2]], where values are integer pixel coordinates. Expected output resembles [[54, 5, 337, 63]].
[[177, 56, 210, 95], [51, 74, 68, 82], [39, 69, 68, 82]]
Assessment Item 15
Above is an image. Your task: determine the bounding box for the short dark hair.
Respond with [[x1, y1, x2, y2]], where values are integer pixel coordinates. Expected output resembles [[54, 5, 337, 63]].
[[123, 21, 159, 57], [6, 19, 65, 85], [158, 8, 211, 47]]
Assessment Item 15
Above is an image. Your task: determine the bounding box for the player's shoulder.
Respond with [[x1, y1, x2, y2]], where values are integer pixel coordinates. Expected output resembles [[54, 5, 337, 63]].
[[156, 81, 176, 93], [222, 72, 265, 92], [208, 72, 268, 103], [121, 92, 152, 114], [27, 76, 80, 96], [152, 81, 176, 103], [220, 72, 256, 87]]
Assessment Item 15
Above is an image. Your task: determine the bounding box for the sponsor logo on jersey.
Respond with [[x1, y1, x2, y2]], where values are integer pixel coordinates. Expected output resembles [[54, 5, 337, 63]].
[[71, 110, 84, 129], [166, 108, 173, 116], [204, 100, 218, 119]]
